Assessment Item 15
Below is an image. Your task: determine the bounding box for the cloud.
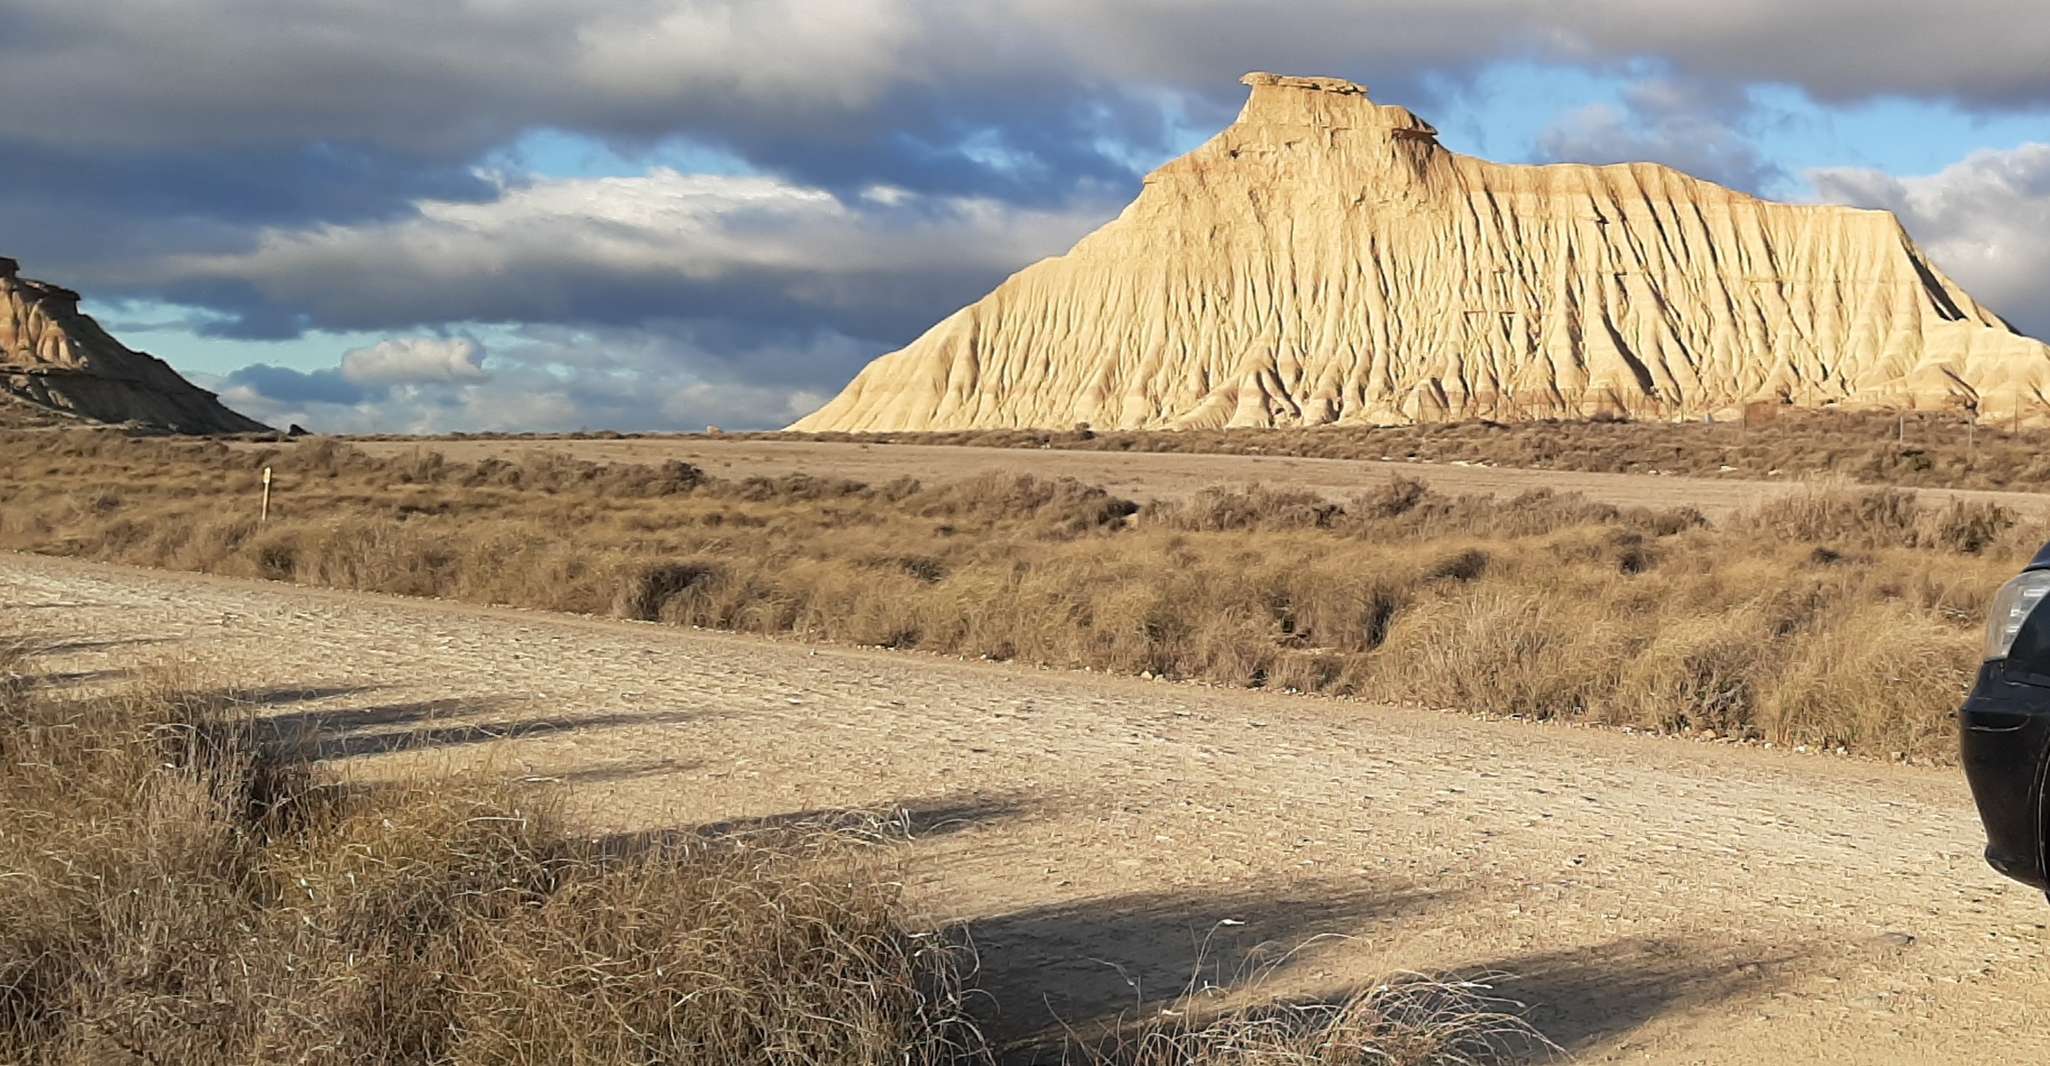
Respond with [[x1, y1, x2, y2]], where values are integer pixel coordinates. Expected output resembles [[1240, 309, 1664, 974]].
[[8, 2, 2047, 157], [1808, 143, 2050, 339], [1537, 77, 1785, 193], [9, 1, 2046, 434], [7, 1, 2045, 316], [222, 335, 498, 430], [156, 169, 1114, 344], [3, 2, 2044, 239], [218, 323, 860, 434], [219, 363, 365, 407], [339, 336, 488, 386]]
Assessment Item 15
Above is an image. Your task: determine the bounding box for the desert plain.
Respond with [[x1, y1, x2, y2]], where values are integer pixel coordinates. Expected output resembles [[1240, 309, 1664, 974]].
[[10, 427, 2050, 1063]]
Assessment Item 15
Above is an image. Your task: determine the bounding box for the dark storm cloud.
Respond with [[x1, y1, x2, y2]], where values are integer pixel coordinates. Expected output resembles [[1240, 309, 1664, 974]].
[[710, 83, 1155, 205], [188, 264, 985, 348], [153, 170, 1114, 350], [220, 364, 366, 406], [7, 1, 2044, 308], [0, 141, 490, 229], [0, 137, 495, 300], [7, 1, 2047, 211]]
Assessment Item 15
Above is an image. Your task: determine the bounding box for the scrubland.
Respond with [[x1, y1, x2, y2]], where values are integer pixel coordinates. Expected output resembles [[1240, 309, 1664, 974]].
[[760, 408, 2050, 493], [2, 429, 2027, 759]]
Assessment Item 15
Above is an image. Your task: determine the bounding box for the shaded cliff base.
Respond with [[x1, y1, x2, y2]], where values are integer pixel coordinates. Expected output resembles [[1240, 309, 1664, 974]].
[[0, 386, 80, 428], [0, 369, 272, 435]]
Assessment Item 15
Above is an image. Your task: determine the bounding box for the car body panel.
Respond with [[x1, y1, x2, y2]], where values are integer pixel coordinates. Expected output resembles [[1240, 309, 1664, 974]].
[[1961, 547, 2050, 893], [1960, 661, 2050, 890]]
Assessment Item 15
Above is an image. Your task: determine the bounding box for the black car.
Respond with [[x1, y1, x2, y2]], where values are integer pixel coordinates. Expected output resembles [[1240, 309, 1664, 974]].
[[1962, 542, 2050, 893]]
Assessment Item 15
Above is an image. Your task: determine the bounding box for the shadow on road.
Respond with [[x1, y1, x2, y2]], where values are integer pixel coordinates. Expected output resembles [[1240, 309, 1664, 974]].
[[180, 683, 380, 709], [974, 877, 1464, 1055], [972, 878, 1818, 1063], [256, 696, 725, 759], [1474, 935, 1816, 1054], [530, 757, 703, 787]]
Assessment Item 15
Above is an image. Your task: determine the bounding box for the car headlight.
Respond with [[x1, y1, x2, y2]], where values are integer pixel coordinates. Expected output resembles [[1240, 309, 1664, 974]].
[[1986, 571, 2050, 661]]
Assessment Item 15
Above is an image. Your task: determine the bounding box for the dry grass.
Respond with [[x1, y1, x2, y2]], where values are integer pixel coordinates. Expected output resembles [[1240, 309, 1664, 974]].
[[1731, 483, 2019, 552], [0, 429, 2025, 759], [0, 640, 986, 1065], [1075, 978, 1546, 1066], [751, 407, 2050, 493]]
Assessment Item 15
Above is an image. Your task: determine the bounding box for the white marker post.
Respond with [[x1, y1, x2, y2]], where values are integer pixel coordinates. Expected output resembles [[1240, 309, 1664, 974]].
[[260, 466, 273, 524]]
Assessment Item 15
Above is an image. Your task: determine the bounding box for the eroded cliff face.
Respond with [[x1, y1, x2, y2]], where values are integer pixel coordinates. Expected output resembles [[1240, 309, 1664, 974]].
[[0, 258, 269, 434], [794, 72, 2050, 431]]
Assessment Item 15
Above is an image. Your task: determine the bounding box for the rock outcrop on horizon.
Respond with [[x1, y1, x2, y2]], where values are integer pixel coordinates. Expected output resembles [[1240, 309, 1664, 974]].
[[794, 73, 2050, 432], [0, 257, 268, 434]]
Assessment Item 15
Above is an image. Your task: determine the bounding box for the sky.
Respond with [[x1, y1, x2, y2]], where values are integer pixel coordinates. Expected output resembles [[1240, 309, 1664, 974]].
[[5, 0, 2048, 433]]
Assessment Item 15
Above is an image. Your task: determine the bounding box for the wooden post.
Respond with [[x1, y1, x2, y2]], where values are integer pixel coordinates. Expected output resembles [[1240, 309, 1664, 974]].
[[260, 466, 273, 523], [1897, 412, 1906, 446]]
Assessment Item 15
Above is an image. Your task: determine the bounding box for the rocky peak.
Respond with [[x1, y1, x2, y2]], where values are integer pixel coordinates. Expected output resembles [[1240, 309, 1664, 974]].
[[1234, 71, 1438, 143], [0, 256, 269, 433], [792, 73, 2050, 433], [1240, 72, 1369, 95]]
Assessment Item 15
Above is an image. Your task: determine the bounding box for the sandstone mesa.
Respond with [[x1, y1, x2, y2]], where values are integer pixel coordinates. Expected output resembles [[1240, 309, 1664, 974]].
[[794, 72, 2050, 432], [0, 257, 268, 434]]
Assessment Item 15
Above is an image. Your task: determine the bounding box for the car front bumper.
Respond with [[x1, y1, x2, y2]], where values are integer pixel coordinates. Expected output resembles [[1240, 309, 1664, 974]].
[[1960, 662, 2050, 891]]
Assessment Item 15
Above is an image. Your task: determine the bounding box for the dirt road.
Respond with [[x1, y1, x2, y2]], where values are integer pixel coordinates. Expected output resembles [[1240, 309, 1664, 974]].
[[8, 552, 2048, 1063], [346, 437, 2050, 520]]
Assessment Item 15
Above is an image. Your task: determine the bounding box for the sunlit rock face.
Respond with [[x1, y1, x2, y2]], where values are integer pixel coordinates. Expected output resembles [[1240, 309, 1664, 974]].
[[794, 72, 2050, 431], [0, 257, 268, 433]]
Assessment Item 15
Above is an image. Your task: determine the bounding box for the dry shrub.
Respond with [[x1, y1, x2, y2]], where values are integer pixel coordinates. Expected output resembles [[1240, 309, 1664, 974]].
[[1368, 589, 1629, 719], [1153, 487, 1343, 532], [1735, 484, 2018, 553], [906, 473, 1137, 535], [445, 523, 624, 615], [1152, 480, 1700, 544], [1353, 475, 1430, 519], [1756, 603, 1978, 754], [1736, 485, 1919, 545], [289, 519, 461, 595], [1612, 607, 1777, 735], [612, 560, 722, 622], [1920, 499, 2019, 554], [1078, 975, 1549, 1066], [0, 646, 985, 1066]]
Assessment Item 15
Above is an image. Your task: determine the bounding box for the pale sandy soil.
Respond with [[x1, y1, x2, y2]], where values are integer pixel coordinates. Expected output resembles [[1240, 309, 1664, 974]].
[[7, 552, 2050, 1064], [344, 437, 2050, 520]]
